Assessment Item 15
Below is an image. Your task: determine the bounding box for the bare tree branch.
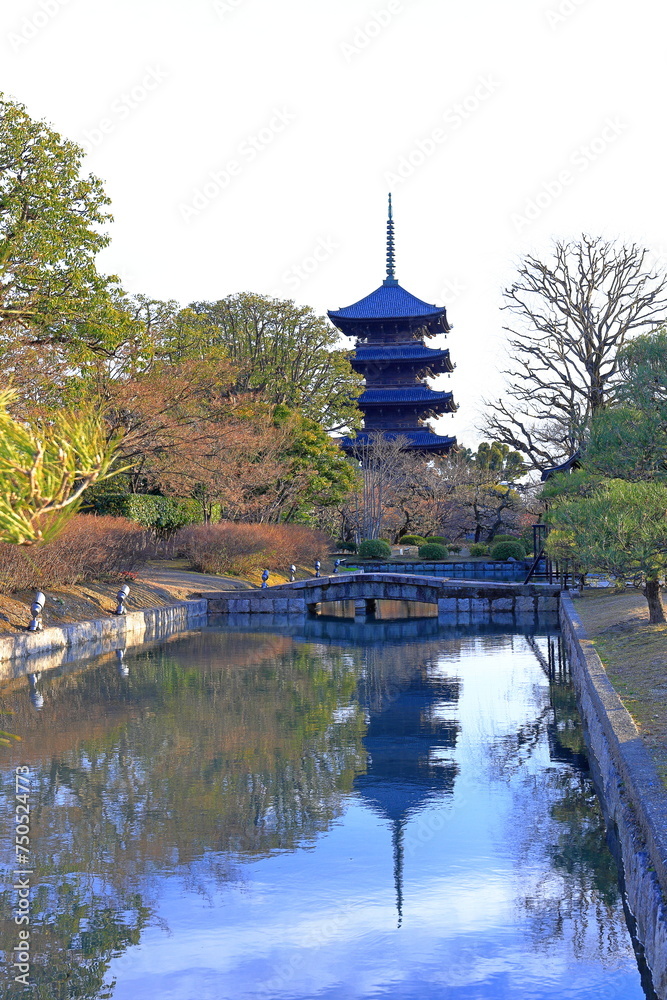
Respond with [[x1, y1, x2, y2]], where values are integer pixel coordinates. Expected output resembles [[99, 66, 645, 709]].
[[482, 236, 667, 471]]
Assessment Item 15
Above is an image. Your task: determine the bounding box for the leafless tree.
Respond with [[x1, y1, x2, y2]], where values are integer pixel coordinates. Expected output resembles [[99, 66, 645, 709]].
[[483, 236, 667, 471], [345, 433, 410, 541]]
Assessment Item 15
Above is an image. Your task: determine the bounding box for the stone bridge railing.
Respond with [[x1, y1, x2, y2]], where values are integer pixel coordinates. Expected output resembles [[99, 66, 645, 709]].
[[206, 573, 560, 618]]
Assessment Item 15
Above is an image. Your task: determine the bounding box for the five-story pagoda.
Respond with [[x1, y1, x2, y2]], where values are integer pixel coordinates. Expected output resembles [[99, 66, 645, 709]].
[[329, 196, 457, 453]]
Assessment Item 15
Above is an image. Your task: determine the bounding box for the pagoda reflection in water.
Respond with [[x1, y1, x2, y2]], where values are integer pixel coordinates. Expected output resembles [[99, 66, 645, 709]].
[[355, 649, 461, 925]]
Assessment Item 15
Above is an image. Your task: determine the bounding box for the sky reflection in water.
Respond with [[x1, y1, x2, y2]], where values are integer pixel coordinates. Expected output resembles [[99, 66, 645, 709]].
[[0, 622, 653, 999]]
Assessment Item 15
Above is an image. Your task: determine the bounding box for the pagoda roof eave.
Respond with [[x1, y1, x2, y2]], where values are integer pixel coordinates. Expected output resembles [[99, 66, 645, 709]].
[[353, 345, 453, 364], [328, 282, 448, 324], [340, 430, 457, 453], [359, 388, 455, 406]]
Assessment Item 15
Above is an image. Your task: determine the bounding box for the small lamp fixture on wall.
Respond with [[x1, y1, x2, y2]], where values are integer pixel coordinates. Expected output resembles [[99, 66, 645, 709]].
[[114, 585, 130, 615], [28, 592, 45, 632]]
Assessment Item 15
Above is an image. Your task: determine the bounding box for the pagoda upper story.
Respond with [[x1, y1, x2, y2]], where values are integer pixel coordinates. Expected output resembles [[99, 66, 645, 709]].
[[328, 195, 457, 454]]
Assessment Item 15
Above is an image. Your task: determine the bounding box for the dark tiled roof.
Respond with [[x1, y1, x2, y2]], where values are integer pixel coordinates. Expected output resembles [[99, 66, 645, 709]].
[[354, 344, 452, 365], [329, 282, 445, 321], [341, 429, 456, 452], [540, 452, 582, 482], [360, 388, 454, 405]]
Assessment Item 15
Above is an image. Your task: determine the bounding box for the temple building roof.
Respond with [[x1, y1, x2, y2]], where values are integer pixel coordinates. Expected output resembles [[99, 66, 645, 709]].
[[341, 429, 457, 452], [327, 194, 449, 334], [354, 344, 452, 365], [360, 387, 455, 409], [329, 194, 457, 455], [329, 282, 446, 323]]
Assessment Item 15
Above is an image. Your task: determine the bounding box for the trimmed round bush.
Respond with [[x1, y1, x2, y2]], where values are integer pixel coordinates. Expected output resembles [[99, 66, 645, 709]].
[[490, 540, 526, 561], [400, 534, 426, 546], [424, 536, 447, 545], [468, 543, 489, 557], [337, 540, 357, 553], [418, 543, 448, 560], [491, 533, 529, 555], [358, 538, 392, 559]]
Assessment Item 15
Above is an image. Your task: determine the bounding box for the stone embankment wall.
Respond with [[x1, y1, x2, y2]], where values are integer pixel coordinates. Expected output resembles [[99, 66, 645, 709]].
[[352, 560, 528, 580], [560, 595, 667, 998], [0, 600, 208, 679]]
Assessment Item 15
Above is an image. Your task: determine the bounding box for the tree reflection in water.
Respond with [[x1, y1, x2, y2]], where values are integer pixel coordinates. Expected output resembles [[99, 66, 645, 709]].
[[0, 632, 367, 999], [486, 634, 631, 969]]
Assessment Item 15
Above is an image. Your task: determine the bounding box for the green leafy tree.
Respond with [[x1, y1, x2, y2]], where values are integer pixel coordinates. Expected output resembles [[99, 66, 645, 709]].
[[542, 330, 667, 623], [0, 93, 138, 356], [470, 440, 526, 479], [546, 478, 667, 623], [186, 293, 363, 431], [582, 328, 667, 482], [272, 405, 360, 524]]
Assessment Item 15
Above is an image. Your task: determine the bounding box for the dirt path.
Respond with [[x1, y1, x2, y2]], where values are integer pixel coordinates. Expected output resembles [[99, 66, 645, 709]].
[[135, 566, 252, 598]]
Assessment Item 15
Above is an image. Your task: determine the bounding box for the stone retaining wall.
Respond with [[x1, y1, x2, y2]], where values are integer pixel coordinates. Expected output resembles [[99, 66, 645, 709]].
[[0, 600, 208, 679], [560, 595, 667, 998]]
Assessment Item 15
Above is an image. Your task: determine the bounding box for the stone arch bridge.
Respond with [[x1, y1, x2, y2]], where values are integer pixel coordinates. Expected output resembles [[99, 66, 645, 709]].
[[207, 573, 560, 619]]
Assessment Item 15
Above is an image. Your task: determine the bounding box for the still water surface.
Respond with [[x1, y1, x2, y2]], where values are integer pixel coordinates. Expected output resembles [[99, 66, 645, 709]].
[[0, 618, 655, 999]]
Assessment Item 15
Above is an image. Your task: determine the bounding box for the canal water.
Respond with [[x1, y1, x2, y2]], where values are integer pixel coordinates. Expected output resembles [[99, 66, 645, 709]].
[[0, 613, 657, 999]]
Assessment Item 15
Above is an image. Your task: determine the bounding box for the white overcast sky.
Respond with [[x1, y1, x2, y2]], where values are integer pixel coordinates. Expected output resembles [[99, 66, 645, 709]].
[[2, 0, 666, 444]]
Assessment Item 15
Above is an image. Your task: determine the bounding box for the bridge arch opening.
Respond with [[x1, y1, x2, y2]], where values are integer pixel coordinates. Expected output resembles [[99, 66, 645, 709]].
[[314, 599, 438, 621]]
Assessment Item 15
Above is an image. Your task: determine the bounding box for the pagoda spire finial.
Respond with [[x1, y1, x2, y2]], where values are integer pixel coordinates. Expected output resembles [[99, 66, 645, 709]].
[[384, 192, 398, 286]]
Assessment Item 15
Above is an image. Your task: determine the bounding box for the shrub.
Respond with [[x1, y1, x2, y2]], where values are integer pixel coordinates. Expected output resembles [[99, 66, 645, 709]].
[[448, 544, 461, 553], [399, 535, 426, 546], [337, 540, 357, 553], [490, 540, 526, 561], [358, 538, 392, 559], [0, 515, 149, 593], [468, 543, 489, 557], [491, 533, 530, 555], [424, 536, 447, 545], [418, 543, 448, 560], [178, 522, 330, 577], [88, 493, 213, 536]]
